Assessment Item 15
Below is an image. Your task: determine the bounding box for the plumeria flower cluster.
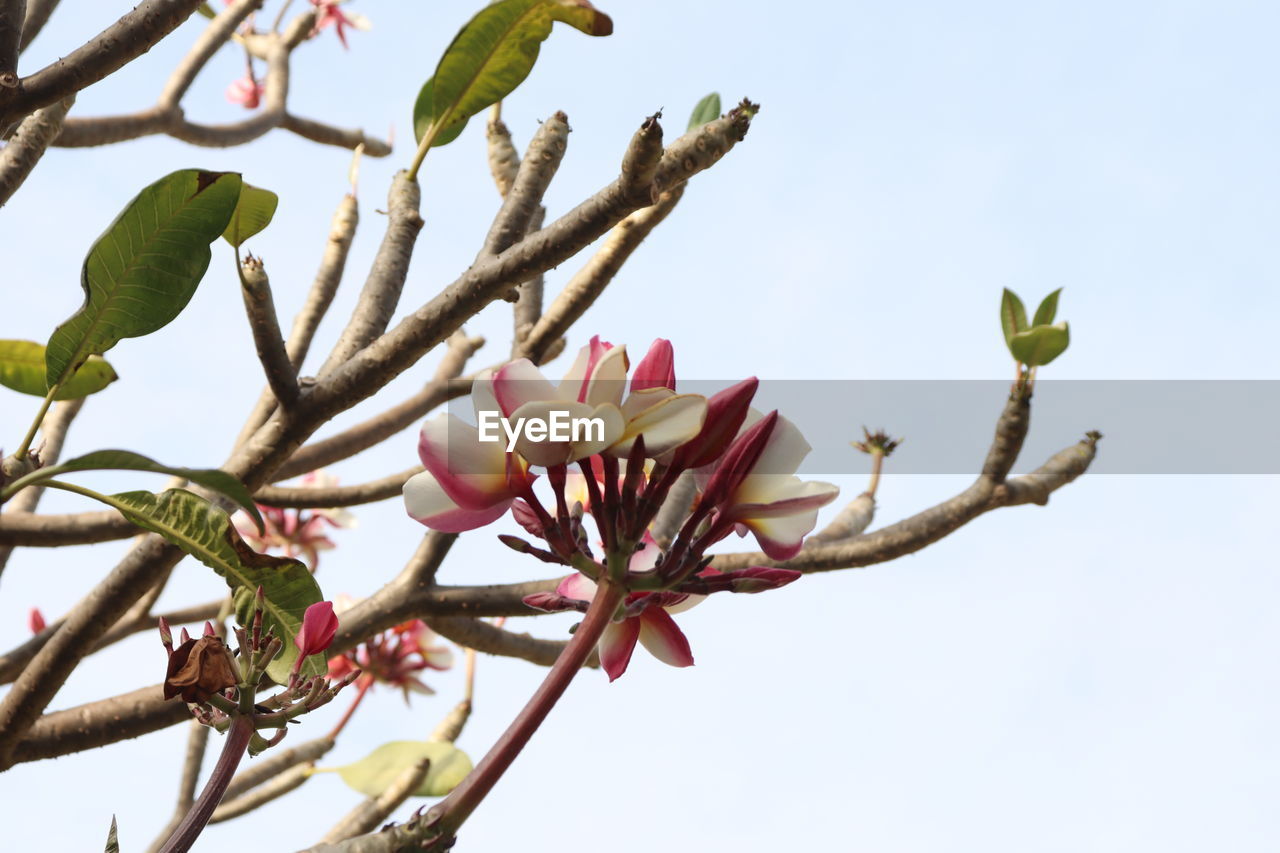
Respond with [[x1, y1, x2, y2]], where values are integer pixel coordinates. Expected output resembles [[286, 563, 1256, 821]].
[[309, 0, 371, 49], [328, 614, 455, 701], [233, 470, 356, 570], [158, 595, 355, 754], [404, 337, 839, 680]]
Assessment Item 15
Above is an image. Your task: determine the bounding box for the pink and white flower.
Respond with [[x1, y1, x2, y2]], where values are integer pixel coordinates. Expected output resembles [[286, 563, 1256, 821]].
[[698, 411, 840, 560]]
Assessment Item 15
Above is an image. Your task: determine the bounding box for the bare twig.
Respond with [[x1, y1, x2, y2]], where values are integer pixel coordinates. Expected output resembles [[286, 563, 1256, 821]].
[[477, 112, 568, 260], [317, 171, 424, 377], [239, 253, 299, 406], [517, 186, 683, 363], [712, 399, 1099, 574], [17, 0, 56, 53], [234, 191, 360, 451], [157, 0, 262, 108], [485, 113, 519, 197], [0, 395, 84, 574], [0, 92, 70, 207], [254, 466, 421, 508], [211, 763, 312, 822], [288, 193, 360, 369]]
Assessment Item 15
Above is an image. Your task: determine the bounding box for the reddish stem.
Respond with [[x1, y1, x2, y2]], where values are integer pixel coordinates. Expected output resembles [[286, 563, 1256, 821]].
[[157, 714, 255, 853], [426, 579, 626, 838], [327, 677, 372, 739]]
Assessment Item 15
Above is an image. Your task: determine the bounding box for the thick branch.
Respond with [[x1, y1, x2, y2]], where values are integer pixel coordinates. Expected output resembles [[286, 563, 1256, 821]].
[[0, 0, 205, 128], [254, 466, 420, 508], [274, 332, 481, 480], [239, 254, 299, 406], [0, 507, 135, 546], [477, 111, 568, 259], [427, 616, 572, 668], [517, 186, 683, 363], [317, 171, 423, 376]]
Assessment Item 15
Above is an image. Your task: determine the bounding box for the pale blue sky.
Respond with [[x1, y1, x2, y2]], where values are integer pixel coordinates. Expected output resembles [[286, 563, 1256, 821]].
[[1, 1, 1277, 850]]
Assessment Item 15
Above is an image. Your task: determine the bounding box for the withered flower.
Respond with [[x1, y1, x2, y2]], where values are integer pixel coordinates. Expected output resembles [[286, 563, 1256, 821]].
[[164, 636, 239, 703]]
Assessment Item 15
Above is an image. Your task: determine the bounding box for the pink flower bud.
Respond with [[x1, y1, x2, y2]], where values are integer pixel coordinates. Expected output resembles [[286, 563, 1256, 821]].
[[27, 607, 45, 635], [294, 601, 339, 660], [672, 377, 758, 469], [631, 339, 676, 392]]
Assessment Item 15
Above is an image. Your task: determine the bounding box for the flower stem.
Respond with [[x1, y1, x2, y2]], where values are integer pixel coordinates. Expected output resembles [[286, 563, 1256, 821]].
[[157, 715, 255, 853], [425, 580, 626, 839], [327, 678, 372, 739]]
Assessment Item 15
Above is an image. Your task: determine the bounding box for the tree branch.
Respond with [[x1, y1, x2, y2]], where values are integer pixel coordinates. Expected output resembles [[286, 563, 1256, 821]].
[[517, 185, 683, 363], [254, 466, 420, 508], [0, 91, 70, 206], [317, 757, 433, 845], [0, 395, 84, 574], [17, 0, 55, 53], [239, 254, 299, 407], [317, 171, 424, 377], [0, 0, 205, 129], [273, 332, 482, 480]]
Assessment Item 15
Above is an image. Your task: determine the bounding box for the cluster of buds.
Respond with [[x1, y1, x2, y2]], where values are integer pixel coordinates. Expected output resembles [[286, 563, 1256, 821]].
[[233, 471, 355, 570], [159, 594, 355, 754], [404, 336, 839, 679]]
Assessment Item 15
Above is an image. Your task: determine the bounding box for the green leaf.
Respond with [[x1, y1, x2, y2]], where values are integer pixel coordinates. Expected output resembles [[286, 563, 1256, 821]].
[[336, 741, 474, 798], [197, 3, 216, 20], [45, 449, 262, 529], [44, 170, 243, 390], [1009, 322, 1070, 367], [413, 0, 613, 148], [100, 488, 324, 682], [1000, 288, 1027, 350], [103, 816, 119, 853], [0, 339, 117, 400], [1032, 287, 1062, 327], [688, 92, 721, 130], [222, 183, 279, 248]]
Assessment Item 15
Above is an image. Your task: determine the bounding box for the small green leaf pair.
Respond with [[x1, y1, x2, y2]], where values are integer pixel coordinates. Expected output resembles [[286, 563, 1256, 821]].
[[1000, 288, 1070, 367]]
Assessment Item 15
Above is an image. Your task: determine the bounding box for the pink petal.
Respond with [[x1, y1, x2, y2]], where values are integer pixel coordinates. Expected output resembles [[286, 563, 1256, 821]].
[[599, 618, 641, 682], [491, 359, 558, 416], [403, 471, 512, 532], [556, 573, 598, 602], [416, 414, 512, 509], [637, 609, 695, 668]]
